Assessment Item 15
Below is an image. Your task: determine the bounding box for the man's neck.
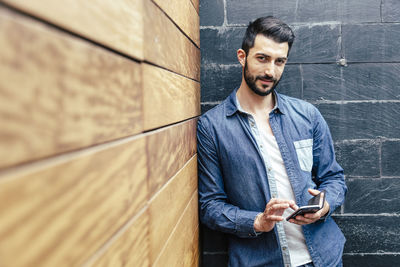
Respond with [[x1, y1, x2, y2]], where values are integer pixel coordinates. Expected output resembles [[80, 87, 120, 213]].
[[236, 82, 275, 115]]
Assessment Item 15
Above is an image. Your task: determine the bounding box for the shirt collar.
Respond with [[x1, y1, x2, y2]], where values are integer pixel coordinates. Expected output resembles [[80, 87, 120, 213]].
[[225, 89, 285, 117]]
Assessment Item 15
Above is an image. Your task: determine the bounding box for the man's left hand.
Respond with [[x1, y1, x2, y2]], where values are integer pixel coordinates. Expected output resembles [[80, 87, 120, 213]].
[[288, 188, 330, 225]]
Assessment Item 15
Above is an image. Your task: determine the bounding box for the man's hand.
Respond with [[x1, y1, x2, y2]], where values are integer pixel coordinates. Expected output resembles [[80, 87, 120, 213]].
[[254, 198, 298, 232], [288, 189, 330, 225]]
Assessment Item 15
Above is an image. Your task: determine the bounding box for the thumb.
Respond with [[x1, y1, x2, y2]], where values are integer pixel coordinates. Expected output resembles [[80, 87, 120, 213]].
[[308, 188, 321, 196]]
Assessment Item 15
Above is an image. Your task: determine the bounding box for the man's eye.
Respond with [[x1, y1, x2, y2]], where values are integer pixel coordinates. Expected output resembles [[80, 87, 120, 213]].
[[258, 57, 265, 61]]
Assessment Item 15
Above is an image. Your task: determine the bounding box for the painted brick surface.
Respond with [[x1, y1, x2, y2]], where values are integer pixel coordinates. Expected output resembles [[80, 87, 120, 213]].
[[382, 0, 400, 22], [200, 0, 224, 26], [343, 254, 400, 267], [335, 215, 400, 253], [200, 0, 400, 266], [335, 140, 380, 177], [343, 24, 400, 62], [344, 178, 400, 213], [226, 0, 381, 25], [381, 141, 400, 176], [342, 63, 400, 100], [316, 102, 400, 140]]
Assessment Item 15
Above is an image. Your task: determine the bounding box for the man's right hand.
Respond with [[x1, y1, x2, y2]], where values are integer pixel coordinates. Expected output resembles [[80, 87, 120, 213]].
[[253, 198, 298, 232]]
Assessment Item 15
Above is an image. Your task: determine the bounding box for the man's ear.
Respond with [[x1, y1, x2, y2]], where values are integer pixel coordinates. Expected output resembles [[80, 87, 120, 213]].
[[237, 49, 246, 67]]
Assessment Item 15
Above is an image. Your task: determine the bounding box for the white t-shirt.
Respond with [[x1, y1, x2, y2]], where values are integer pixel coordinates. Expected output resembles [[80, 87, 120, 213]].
[[260, 131, 313, 267]]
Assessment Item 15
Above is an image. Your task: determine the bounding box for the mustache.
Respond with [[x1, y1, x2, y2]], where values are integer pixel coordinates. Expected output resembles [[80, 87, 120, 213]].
[[256, 75, 276, 82]]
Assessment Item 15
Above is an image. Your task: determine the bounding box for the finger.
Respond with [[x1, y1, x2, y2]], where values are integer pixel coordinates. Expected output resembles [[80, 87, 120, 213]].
[[269, 203, 290, 211], [265, 215, 284, 222], [303, 212, 320, 220], [308, 188, 321, 196], [289, 219, 308, 225], [268, 198, 294, 205], [293, 215, 314, 224]]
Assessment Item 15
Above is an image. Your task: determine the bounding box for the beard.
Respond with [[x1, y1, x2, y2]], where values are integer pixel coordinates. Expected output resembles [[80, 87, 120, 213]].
[[244, 60, 281, 96]]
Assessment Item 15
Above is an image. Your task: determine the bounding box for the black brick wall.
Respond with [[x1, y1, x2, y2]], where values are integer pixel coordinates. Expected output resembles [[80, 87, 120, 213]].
[[199, 0, 400, 266]]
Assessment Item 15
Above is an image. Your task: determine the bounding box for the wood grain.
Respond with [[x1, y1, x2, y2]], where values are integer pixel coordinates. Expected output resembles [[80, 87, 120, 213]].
[[91, 208, 150, 267], [148, 156, 197, 264], [152, 0, 200, 46], [1, 0, 144, 60], [0, 137, 147, 267], [190, 0, 200, 14], [144, 0, 200, 81], [0, 8, 142, 169], [153, 192, 199, 267], [143, 63, 200, 131], [146, 119, 197, 196]]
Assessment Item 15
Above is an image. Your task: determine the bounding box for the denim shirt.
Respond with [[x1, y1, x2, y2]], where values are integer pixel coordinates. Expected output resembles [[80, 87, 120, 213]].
[[197, 90, 347, 267]]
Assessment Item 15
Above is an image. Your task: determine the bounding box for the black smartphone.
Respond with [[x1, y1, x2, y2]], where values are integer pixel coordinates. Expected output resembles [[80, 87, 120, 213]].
[[286, 191, 325, 221]]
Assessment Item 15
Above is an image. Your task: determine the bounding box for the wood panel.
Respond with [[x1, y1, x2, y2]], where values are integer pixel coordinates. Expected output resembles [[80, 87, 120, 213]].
[[1, 0, 143, 60], [91, 208, 150, 267], [190, 0, 200, 14], [152, 0, 200, 46], [148, 155, 197, 264], [0, 137, 147, 267], [146, 119, 197, 196], [144, 0, 200, 81], [153, 192, 199, 267], [143, 63, 200, 131], [0, 7, 142, 169]]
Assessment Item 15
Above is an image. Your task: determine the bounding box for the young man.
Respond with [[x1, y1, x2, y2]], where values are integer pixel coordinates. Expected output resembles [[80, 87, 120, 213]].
[[197, 16, 347, 267]]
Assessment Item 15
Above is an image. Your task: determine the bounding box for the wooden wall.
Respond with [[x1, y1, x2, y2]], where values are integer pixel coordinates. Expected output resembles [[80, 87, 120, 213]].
[[0, 1, 200, 266]]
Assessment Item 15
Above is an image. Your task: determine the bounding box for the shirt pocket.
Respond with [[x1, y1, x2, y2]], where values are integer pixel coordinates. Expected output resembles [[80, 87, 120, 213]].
[[294, 139, 313, 172]]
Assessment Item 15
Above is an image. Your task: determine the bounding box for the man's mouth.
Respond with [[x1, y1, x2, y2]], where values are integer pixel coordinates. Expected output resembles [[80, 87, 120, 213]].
[[258, 77, 275, 84]]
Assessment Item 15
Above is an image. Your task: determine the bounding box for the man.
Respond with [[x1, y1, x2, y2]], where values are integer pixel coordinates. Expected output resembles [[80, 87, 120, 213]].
[[197, 16, 347, 267]]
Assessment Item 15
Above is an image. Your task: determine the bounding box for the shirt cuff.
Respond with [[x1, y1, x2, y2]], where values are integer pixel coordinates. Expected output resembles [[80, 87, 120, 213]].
[[236, 210, 262, 238]]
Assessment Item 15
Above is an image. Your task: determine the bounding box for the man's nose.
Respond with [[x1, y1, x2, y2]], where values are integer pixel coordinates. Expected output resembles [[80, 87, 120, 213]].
[[264, 62, 275, 77]]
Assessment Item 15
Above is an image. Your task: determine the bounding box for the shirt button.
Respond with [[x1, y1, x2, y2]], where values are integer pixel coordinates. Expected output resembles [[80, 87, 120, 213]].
[[274, 110, 278, 113], [267, 167, 271, 172], [282, 246, 287, 251], [272, 194, 277, 198]]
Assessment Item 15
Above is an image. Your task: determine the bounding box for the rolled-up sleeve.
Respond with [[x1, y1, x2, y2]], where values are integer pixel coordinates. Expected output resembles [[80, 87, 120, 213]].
[[197, 118, 260, 238], [311, 109, 347, 217]]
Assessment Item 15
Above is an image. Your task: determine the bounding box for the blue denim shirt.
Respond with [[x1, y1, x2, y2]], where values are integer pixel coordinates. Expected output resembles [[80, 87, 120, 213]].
[[197, 90, 347, 267]]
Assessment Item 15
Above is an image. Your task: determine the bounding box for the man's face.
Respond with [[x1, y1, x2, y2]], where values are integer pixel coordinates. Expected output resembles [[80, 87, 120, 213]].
[[243, 35, 289, 96]]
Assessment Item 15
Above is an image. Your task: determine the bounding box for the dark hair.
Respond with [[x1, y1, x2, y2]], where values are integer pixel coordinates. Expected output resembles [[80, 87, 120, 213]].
[[241, 16, 295, 55]]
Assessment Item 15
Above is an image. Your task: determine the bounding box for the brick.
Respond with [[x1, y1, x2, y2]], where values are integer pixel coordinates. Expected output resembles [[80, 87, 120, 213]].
[[200, 27, 245, 65], [276, 64, 302, 99], [343, 24, 400, 63], [344, 178, 400, 213], [274, 0, 340, 24], [302, 64, 343, 101], [201, 64, 242, 102], [200, 0, 225, 26], [316, 102, 400, 141], [381, 141, 400, 176], [226, 0, 273, 25], [227, 0, 380, 25], [334, 215, 400, 253], [343, 254, 400, 267], [335, 140, 380, 177], [382, 0, 400, 22], [202, 253, 228, 267], [340, 0, 381, 23], [289, 25, 340, 63], [342, 63, 400, 100]]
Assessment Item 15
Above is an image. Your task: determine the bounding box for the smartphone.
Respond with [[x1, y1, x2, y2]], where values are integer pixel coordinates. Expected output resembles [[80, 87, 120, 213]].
[[286, 191, 325, 221]]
